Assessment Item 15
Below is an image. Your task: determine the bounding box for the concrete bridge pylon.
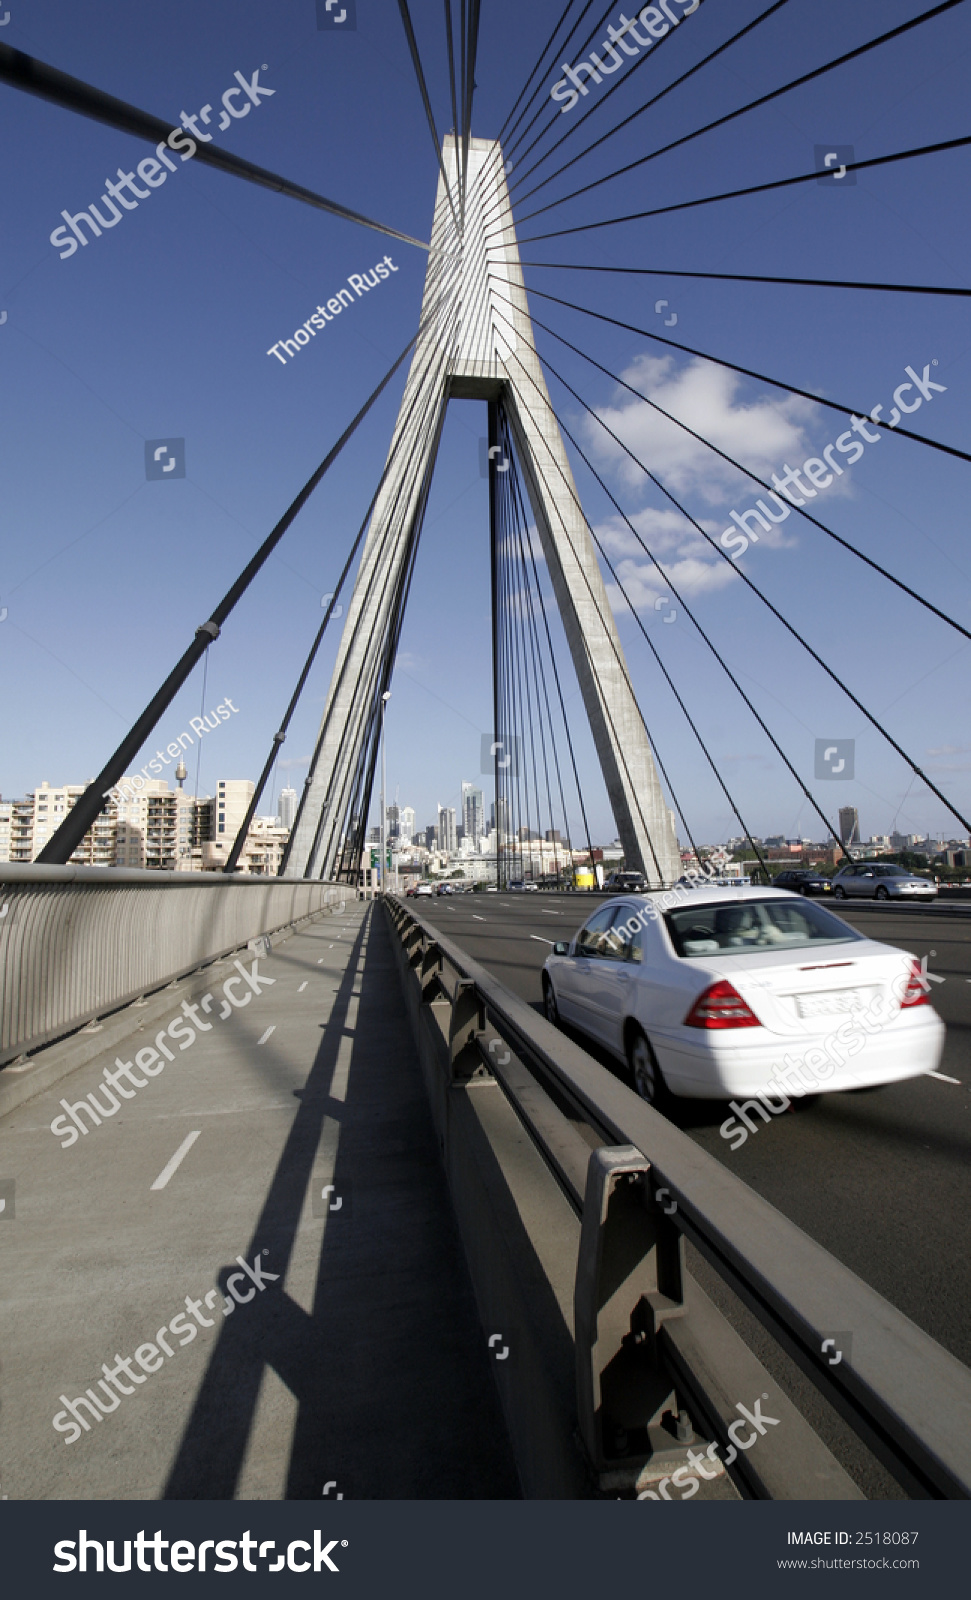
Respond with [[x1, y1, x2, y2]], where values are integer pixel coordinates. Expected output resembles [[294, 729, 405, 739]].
[[286, 135, 680, 888]]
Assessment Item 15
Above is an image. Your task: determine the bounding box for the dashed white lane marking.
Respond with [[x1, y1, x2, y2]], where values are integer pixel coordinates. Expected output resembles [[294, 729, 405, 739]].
[[530, 934, 555, 946], [298, 981, 308, 993], [258, 1026, 276, 1045], [150, 1130, 201, 1191], [472, 914, 487, 921], [318, 958, 325, 963], [541, 910, 561, 916], [929, 1071, 962, 1084]]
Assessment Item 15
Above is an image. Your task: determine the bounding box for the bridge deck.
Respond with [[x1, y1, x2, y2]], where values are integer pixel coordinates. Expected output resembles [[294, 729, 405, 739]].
[[0, 904, 519, 1500]]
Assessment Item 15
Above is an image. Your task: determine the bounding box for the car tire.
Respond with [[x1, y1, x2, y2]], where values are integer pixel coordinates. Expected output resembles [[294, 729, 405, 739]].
[[833, 886, 846, 899], [874, 886, 889, 901], [542, 976, 560, 1028], [627, 1026, 671, 1112]]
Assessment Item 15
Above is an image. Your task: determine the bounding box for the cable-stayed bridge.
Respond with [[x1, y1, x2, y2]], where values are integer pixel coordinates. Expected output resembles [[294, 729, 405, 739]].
[[2, 1, 971, 1515]]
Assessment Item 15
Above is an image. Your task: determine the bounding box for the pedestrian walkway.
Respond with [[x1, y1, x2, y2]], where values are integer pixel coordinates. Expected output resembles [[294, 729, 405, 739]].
[[0, 902, 519, 1500]]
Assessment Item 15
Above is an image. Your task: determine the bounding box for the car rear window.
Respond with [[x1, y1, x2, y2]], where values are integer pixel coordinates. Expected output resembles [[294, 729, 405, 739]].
[[663, 897, 862, 957]]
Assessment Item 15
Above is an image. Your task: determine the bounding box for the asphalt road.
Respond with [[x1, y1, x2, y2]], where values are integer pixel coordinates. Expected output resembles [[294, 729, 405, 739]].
[[416, 891, 971, 1372]]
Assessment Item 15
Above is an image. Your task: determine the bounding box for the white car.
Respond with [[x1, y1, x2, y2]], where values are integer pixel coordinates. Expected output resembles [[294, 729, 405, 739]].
[[541, 887, 944, 1106], [415, 883, 433, 898]]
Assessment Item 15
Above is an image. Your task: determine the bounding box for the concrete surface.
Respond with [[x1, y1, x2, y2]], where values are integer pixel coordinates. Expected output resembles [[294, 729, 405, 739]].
[[0, 903, 519, 1500]]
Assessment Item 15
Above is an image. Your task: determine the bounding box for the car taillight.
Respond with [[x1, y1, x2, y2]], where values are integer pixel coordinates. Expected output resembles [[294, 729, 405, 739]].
[[899, 958, 930, 1008], [684, 979, 761, 1029]]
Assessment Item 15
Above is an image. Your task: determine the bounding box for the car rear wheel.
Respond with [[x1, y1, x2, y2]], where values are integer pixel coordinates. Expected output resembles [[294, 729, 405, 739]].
[[874, 885, 889, 900], [542, 976, 560, 1028], [833, 886, 846, 899], [627, 1026, 671, 1111]]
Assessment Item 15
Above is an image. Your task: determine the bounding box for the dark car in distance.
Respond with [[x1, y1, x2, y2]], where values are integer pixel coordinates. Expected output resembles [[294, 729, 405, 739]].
[[771, 869, 833, 897], [605, 871, 648, 893]]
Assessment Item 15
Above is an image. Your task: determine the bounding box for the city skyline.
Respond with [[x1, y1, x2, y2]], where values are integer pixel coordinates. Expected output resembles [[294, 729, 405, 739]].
[[3, 0, 968, 856]]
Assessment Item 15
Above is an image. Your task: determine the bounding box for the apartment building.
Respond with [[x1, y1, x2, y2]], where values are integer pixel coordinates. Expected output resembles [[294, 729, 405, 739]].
[[202, 815, 288, 875]]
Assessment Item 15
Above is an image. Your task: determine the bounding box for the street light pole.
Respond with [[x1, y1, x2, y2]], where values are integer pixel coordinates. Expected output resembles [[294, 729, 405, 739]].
[[380, 690, 391, 897]]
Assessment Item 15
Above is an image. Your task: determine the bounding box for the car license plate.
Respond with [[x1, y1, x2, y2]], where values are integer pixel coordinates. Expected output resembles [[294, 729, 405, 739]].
[[795, 987, 878, 1018]]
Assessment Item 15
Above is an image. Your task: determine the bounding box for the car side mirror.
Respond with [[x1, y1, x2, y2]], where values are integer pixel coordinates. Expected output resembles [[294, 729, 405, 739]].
[[553, 940, 569, 955]]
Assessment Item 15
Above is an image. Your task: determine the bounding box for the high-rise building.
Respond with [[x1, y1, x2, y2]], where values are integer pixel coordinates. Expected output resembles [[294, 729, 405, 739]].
[[438, 805, 457, 854], [0, 801, 13, 863], [386, 802, 400, 839], [839, 807, 860, 848], [278, 786, 298, 830], [213, 779, 255, 844], [399, 805, 416, 843], [462, 782, 485, 845], [425, 824, 438, 850]]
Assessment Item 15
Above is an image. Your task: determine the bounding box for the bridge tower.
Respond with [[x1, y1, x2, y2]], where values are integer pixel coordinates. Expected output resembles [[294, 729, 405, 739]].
[[286, 136, 681, 888]]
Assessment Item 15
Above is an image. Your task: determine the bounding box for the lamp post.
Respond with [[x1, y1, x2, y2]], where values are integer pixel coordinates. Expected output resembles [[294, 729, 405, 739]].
[[380, 690, 391, 897]]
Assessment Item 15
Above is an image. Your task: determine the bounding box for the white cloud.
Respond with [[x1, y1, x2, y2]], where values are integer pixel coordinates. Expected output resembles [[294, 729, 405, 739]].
[[595, 505, 742, 615], [583, 353, 818, 506]]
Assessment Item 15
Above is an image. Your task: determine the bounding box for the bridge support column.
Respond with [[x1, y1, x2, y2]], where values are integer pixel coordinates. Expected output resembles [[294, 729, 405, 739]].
[[287, 134, 680, 885]]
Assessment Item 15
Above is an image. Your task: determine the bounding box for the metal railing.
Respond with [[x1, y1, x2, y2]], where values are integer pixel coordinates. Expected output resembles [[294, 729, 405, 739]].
[[0, 865, 345, 1066], [385, 895, 971, 1500]]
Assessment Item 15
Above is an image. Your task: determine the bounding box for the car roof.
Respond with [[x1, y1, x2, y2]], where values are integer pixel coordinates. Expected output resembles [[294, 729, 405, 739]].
[[609, 884, 805, 911]]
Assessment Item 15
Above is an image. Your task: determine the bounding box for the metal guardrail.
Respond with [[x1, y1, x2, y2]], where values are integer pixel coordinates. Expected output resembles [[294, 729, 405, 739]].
[[386, 895, 971, 1500], [0, 865, 345, 1066]]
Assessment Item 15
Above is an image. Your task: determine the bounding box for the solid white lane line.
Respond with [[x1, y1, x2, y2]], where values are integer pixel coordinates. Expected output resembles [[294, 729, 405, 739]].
[[258, 1026, 276, 1045], [298, 981, 308, 992], [929, 1071, 962, 1084], [150, 1131, 201, 1191]]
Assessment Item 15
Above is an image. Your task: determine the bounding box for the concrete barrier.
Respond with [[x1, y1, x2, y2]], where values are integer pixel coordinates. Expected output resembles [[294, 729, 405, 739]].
[[0, 865, 345, 1067]]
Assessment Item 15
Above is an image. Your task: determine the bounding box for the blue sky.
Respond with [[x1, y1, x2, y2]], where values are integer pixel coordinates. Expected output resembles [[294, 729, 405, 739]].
[[1, 0, 969, 851]]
